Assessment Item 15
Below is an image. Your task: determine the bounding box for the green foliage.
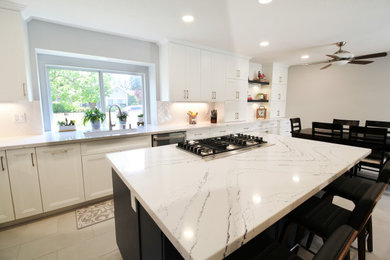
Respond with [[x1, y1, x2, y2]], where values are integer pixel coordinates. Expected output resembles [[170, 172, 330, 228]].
[[127, 95, 139, 105], [57, 118, 75, 126], [83, 108, 106, 125], [49, 69, 113, 113], [117, 111, 128, 121], [138, 114, 144, 117]]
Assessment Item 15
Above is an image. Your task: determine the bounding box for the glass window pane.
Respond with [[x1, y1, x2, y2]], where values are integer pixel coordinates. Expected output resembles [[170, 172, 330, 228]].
[[48, 68, 100, 129], [103, 73, 144, 127]]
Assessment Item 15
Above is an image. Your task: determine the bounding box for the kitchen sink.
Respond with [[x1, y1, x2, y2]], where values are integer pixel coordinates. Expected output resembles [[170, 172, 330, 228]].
[[83, 128, 138, 138]]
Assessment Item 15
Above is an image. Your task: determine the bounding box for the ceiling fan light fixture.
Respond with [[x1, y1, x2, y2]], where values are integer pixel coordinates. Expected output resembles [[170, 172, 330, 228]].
[[332, 60, 349, 66]]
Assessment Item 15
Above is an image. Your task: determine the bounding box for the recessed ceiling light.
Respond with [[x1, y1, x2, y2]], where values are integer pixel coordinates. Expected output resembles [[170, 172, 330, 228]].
[[258, 0, 272, 4], [301, 55, 310, 59], [259, 41, 270, 47], [182, 15, 194, 23]]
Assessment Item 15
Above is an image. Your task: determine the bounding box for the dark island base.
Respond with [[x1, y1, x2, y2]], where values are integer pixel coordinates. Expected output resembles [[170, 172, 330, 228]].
[[112, 169, 297, 260], [112, 170, 183, 260]]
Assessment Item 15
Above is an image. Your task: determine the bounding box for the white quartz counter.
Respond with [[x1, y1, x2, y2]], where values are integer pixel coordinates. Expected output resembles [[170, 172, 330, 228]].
[[106, 134, 370, 260], [0, 120, 273, 150]]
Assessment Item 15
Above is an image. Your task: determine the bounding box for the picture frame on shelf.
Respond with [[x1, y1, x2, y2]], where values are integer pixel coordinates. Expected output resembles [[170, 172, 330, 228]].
[[256, 106, 267, 119]]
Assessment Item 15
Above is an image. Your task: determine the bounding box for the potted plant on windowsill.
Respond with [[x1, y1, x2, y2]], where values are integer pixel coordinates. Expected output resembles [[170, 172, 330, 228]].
[[57, 118, 76, 132], [117, 111, 128, 125], [137, 113, 144, 126], [83, 108, 106, 129]]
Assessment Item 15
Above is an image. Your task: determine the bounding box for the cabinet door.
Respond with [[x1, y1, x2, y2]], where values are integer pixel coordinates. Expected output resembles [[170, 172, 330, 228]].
[[226, 79, 247, 101], [224, 101, 247, 122], [169, 43, 188, 101], [7, 148, 43, 219], [0, 9, 28, 102], [186, 47, 201, 101], [169, 43, 201, 101], [270, 101, 286, 118], [227, 57, 249, 80], [82, 154, 112, 200], [201, 51, 226, 101], [36, 144, 85, 212], [271, 84, 287, 102], [0, 151, 15, 223]]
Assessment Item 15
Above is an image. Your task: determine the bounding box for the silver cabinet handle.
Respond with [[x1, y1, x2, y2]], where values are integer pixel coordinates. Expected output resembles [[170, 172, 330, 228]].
[[236, 91, 240, 99], [237, 112, 239, 119], [186, 90, 189, 99], [50, 149, 68, 155], [277, 110, 280, 117], [31, 153, 35, 167], [278, 93, 281, 100], [279, 76, 282, 83], [1, 156, 4, 171], [236, 69, 241, 78], [184, 90, 186, 99], [22, 83, 27, 97]]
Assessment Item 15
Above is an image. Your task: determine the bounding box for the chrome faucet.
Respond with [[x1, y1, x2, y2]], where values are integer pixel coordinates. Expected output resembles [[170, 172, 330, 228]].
[[108, 105, 122, 130]]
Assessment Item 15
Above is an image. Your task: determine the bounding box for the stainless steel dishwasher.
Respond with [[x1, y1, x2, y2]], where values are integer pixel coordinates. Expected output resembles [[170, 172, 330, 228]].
[[152, 131, 186, 147]]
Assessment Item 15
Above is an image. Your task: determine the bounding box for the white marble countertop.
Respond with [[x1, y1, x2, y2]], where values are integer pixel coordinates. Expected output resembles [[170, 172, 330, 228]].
[[0, 119, 278, 150], [106, 134, 370, 260]]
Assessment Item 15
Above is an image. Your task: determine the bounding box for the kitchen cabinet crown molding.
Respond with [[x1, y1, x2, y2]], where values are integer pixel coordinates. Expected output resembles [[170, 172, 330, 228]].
[[0, 1, 25, 12]]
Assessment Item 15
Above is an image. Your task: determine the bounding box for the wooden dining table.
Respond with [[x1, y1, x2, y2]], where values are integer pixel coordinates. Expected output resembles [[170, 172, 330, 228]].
[[293, 128, 390, 152]]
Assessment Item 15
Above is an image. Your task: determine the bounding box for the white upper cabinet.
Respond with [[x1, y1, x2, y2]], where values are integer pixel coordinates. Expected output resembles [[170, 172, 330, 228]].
[[160, 42, 250, 102], [0, 151, 15, 223], [221, 101, 247, 123], [7, 148, 43, 219], [200, 50, 226, 101], [36, 144, 85, 212], [160, 42, 201, 101], [0, 8, 29, 102], [226, 56, 249, 81], [226, 79, 247, 101]]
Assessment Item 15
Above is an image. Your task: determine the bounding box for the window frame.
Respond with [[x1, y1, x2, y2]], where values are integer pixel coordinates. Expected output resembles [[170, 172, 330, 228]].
[[37, 53, 150, 131]]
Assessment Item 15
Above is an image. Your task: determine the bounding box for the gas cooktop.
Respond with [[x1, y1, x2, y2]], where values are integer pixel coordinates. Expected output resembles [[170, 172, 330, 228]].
[[177, 133, 267, 158]]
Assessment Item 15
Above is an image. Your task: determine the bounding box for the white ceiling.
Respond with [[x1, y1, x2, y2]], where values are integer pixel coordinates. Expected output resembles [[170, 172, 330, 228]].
[[13, 0, 390, 65]]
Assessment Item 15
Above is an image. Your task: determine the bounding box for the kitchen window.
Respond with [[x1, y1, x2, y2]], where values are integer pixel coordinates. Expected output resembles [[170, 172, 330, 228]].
[[37, 53, 150, 131]]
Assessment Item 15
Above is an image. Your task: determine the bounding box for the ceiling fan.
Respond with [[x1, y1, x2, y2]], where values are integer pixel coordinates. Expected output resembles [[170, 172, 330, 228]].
[[305, 41, 388, 70]]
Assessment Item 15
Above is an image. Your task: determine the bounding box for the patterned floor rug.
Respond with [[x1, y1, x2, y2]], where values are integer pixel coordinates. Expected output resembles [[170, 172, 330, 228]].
[[76, 199, 114, 229]]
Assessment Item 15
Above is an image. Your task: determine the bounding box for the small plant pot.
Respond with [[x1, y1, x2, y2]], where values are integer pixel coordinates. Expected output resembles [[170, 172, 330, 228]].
[[91, 121, 101, 130], [59, 125, 76, 132], [137, 117, 144, 123], [119, 119, 127, 125]]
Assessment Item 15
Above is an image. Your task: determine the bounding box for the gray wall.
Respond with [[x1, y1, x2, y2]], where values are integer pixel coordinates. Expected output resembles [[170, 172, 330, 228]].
[[286, 55, 390, 128], [27, 19, 160, 101]]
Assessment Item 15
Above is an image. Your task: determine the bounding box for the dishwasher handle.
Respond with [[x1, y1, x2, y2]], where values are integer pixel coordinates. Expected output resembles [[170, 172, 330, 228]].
[[153, 134, 186, 141]]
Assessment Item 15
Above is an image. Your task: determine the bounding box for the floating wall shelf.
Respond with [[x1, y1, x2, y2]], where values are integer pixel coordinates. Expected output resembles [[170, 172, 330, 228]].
[[248, 80, 270, 85], [247, 99, 269, 103]]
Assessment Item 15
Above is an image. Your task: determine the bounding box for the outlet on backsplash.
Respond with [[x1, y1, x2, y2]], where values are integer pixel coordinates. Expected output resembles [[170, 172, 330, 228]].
[[14, 112, 27, 123]]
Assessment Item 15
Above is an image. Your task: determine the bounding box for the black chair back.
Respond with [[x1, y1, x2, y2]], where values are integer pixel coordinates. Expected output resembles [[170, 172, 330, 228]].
[[333, 119, 360, 133], [348, 126, 387, 149], [349, 182, 387, 231], [290, 118, 301, 133], [366, 120, 390, 138], [377, 159, 390, 184], [312, 122, 343, 141]]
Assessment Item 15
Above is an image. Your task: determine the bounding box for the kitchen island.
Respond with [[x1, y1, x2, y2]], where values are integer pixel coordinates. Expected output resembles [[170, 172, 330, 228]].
[[106, 134, 370, 260]]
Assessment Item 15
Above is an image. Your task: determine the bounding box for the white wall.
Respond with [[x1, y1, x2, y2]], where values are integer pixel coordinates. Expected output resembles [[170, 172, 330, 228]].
[[0, 101, 43, 137], [286, 55, 390, 128], [27, 19, 160, 101]]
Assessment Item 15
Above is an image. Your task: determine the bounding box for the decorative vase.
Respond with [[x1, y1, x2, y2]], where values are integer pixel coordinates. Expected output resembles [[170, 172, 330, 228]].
[[119, 119, 127, 125], [91, 121, 101, 129]]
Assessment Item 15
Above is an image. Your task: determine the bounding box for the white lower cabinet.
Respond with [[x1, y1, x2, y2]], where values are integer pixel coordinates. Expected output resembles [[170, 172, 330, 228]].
[[81, 136, 151, 200], [7, 148, 43, 219], [82, 154, 112, 200], [0, 151, 15, 223], [36, 144, 85, 212]]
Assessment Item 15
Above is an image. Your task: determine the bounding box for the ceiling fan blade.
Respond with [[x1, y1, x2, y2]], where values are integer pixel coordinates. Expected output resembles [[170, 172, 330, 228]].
[[320, 64, 332, 70], [348, 60, 374, 65], [302, 60, 331, 65], [326, 54, 339, 59], [354, 52, 387, 60]]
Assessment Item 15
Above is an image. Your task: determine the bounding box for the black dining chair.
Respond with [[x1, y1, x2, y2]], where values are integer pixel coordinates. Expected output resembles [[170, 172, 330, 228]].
[[366, 120, 390, 160], [290, 118, 302, 136], [323, 160, 390, 253], [333, 119, 360, 133], [227, 225, 357, 260], [312, 122, 343, 142], [284, 182, 387, 260], [349, 126, 388, 174]]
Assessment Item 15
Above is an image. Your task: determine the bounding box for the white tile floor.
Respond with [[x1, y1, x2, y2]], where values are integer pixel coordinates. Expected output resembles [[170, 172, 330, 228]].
[[0, 187, 389, 260]]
